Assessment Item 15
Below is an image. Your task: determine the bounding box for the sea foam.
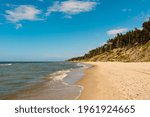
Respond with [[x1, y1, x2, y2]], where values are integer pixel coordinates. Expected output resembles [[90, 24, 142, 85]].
[[48, 70, 71, 81], [0, 64, 12, 66], [76, 62, 89, 69]]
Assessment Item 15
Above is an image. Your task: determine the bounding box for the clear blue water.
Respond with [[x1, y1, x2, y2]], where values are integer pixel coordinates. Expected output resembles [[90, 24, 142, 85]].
[[0, 62, 84, 100]]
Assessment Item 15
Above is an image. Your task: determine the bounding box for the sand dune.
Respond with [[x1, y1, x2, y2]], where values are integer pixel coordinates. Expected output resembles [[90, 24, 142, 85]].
[[77, 62, 150, 100]]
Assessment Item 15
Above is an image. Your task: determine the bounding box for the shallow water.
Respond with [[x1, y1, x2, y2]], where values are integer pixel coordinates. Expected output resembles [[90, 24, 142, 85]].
[[0, 62, 87, 100]]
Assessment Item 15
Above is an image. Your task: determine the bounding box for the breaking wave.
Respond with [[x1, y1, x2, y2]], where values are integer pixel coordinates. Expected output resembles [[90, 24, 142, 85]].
[[0, 64, 12, 66]]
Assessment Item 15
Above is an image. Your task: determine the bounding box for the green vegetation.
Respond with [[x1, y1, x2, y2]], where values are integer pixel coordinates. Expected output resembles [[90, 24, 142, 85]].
[[68, 19, 150, 62]]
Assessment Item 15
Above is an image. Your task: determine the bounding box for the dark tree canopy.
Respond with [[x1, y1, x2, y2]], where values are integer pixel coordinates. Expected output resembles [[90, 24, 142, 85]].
[[68, 20, 150, 61]]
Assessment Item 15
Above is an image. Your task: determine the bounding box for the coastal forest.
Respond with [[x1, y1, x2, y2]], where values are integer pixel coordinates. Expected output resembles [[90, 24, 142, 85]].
[[68, 19, 150, 62]]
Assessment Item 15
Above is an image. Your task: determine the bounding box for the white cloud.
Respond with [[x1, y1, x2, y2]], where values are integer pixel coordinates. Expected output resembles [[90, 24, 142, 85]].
[[60, 0, 97, 14], [122, 8, 132, 12], [64, 15, 72, 19], [134, 12, 150, 22], [107, 28, 128, 35], [137, 27, 143, 30], [46, 0, 98, 17], [16, 23, 22, 29], [5, 5, 42, 23], [45, 1, 60, 16]]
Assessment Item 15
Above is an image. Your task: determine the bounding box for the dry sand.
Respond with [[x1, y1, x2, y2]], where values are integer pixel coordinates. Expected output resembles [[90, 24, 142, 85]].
[[77, 62, 150, 100]]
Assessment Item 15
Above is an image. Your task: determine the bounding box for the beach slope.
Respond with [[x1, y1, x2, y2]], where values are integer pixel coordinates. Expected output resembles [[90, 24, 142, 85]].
[[77, 62, 150, 100]]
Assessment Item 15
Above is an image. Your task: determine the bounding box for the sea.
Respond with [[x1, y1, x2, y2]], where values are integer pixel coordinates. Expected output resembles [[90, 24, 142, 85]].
[[0, 62, 89, 100]]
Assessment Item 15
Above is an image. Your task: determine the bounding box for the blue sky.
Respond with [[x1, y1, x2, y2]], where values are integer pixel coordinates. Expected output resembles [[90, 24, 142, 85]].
[[0, 0, 150, 61]]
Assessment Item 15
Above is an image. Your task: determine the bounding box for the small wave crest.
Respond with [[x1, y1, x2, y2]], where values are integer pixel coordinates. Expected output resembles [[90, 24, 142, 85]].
[[0, 64, 12, 66], [76, 63, 89, 69], [48, 70, 71, 81]]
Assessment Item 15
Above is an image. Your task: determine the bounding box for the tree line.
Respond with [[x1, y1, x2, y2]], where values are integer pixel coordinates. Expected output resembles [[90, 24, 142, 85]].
[[68, 19, 150, 61]]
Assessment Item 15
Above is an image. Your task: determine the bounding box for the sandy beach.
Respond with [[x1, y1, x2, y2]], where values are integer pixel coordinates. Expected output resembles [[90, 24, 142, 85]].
[[77, 62, 150, 100]]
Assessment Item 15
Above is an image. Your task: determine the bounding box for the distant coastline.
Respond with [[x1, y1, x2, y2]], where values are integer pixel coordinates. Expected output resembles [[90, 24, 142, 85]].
[[69, 19, 150, 100], [68, 20, 150, 62]]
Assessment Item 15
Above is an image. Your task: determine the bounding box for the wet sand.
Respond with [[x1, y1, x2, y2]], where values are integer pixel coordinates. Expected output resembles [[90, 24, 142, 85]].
[[77, 62, 150, 100]]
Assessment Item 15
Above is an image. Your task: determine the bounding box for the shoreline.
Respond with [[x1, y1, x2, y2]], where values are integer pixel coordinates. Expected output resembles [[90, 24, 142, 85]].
[[0, 62, 85, 100], [77, 62, 150, 100]]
